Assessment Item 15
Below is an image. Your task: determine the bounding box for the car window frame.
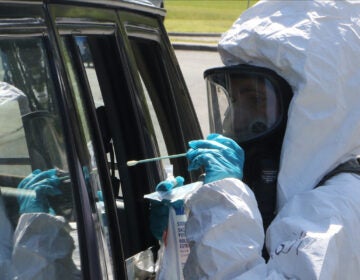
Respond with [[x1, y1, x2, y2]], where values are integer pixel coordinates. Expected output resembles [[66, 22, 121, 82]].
[[0, 4, 106, 279]]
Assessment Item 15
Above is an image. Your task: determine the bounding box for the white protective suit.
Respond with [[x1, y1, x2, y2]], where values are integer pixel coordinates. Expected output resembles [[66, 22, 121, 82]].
[[183, 1, 360, 279], [0, 83, 80, 279], [0, 195, 80, 279]]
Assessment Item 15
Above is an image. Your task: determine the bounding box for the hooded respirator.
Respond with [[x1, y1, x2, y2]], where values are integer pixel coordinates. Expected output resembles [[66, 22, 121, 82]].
[[204, 64, 293, 230]]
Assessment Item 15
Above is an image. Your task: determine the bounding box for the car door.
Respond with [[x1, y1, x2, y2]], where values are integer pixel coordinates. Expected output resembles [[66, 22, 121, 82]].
[[0, 0, 203, 279], [48, 1, 203, 279], [0, 2, 88, 279]]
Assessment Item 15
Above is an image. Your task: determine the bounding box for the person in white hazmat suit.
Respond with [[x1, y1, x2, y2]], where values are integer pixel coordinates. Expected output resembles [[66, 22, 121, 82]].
[[151, 0, 360, 279], [0, 83, 80, 279], [0, 170, 80, 280]]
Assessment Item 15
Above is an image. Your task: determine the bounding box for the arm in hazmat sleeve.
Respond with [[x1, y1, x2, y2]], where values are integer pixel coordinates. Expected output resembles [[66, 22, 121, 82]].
[[183, 173, 360, 280], [0, 190, 80, 279], [0, 194, 14, 278], [12, 213, 81, 279], [183, 178, 265, 279]]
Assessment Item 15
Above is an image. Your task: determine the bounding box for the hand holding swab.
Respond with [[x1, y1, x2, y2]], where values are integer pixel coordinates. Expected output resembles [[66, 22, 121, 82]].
[[127, 153, 187, 167], [0, 187, 36, 198], [0, 175, 70, 198]]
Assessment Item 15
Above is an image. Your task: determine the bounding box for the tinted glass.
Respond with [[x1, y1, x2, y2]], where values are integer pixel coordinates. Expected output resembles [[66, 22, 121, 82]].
[[60, 36, 114, 279], [129, 38, 174, 174], [0, 37, 81, 279]]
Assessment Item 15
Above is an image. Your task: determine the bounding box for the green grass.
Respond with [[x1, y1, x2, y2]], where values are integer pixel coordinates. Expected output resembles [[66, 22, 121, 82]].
[[164, 0, 258, 33]]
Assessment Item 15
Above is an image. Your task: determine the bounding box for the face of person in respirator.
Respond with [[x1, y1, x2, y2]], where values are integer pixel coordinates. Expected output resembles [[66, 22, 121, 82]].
[[205, 65, 293, 233], [222, 76, 280, 142]]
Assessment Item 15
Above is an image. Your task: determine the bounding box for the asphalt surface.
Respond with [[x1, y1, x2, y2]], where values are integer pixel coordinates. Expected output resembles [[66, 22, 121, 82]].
[[171, 34, 223, 136], [169, 32, 220, 52]]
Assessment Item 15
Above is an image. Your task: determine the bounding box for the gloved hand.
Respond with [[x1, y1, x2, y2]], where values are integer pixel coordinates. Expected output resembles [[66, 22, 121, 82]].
[[17, 169, 61, 214], [187, 133, 244, 184], [149, 176, 184, 240]]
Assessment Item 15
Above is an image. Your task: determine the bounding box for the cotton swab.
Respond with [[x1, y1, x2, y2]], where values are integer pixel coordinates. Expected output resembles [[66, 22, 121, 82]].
[[127, 153, 187, 167], [0, 187, 35, 198], [0, 175, 70, 198]]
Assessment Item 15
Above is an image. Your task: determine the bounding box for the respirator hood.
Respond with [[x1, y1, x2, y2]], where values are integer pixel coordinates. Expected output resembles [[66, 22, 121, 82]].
[[218, 0, 360, 209]]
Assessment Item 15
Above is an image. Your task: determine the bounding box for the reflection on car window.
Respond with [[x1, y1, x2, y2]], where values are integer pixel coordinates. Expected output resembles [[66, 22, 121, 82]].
[[68, 33, 168, 262], [0, 38, 81, 279], [129, 37, 174, 176], [60, 35, 115, 279], [75, 36, 122, 196], [138, 73, 170, 169]]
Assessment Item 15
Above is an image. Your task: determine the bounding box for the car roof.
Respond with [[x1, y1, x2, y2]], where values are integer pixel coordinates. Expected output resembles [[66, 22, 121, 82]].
[[0, 0, 165, 16]]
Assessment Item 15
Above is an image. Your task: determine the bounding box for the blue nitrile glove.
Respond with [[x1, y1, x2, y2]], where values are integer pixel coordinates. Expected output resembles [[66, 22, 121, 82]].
[[97, 190, 104, 202], [149, 176, 184, 240], [17, 169, 61, 214], [186, 133, 244, 184], [155, 176, 185, 192]]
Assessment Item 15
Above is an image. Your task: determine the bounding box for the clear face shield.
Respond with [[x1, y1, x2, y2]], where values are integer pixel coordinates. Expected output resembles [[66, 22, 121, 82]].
[[205, 65, 291, 145]]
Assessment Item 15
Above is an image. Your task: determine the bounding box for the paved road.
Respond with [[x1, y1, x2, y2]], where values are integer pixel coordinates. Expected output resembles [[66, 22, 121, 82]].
[[174, 49, 223, 136]]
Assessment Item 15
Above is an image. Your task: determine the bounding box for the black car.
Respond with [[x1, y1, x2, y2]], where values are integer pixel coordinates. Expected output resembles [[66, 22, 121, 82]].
[[0, 0, 202, 279]]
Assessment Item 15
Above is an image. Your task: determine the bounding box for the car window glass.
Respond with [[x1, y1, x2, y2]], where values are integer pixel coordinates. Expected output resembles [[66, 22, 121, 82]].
[[73, 34, 171, 186], [0, 37, 82, 278], [138, 73, 170, 168], [60, 36, 114, 278], [74, 36, 122, 195], [129, 38, 175, 175], [66, 32, 173, 258]]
